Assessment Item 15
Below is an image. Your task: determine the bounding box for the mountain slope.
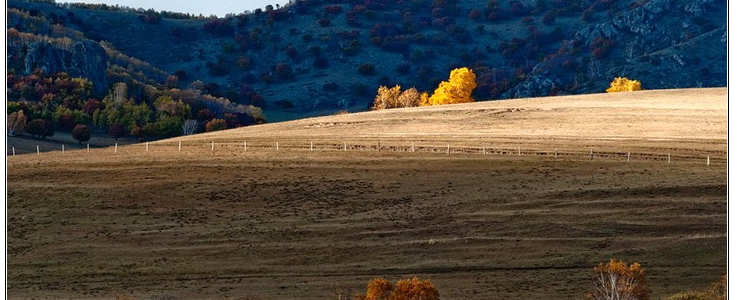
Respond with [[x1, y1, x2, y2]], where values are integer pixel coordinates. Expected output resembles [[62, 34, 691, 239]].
[[7, 0, 727, 121]]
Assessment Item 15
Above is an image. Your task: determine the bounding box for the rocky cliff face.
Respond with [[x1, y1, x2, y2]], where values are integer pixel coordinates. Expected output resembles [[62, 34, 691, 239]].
[[504, 0, 726, 98], [19, 40, 109, 96]]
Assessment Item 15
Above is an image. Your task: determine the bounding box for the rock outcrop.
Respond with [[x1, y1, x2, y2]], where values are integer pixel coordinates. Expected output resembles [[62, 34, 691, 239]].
[[509, 0, 725, 99], [21, 40, 108, 96]]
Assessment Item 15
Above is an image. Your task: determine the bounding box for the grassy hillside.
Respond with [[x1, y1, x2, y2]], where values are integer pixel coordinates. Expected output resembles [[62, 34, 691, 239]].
[[7, 0, 727, 121], [7, 88, 727, 300]]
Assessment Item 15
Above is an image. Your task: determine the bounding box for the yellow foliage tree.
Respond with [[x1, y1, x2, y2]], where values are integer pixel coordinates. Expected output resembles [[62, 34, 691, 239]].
[[425, 67, 477, 106], [372, 85, 402, 110], [606, 77, 642, 93], [588, 259, 651, 300], [420, 92, 430, 106], [359, 277, 439, 300], [397, 87, 422, 108], [372, 86, 423, 110]]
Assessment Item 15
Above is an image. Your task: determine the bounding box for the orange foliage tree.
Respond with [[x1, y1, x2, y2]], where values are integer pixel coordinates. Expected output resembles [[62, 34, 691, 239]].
[[606, 77, 642, 93], [364, 278, 393, 300], [661, 274, 726, 300], [358, 277, 439, 300], [588, 259, 651, 300], [709, 274, 727, 300], [425, 67, 477, 106]]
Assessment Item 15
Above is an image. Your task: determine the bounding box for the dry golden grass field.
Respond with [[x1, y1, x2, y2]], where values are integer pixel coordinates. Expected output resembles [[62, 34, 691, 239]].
[[7, 88, 727, 300]]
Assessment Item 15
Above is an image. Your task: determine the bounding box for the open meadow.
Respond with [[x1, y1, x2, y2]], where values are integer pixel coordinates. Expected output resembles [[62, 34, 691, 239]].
[[7, 88, 727, 299]]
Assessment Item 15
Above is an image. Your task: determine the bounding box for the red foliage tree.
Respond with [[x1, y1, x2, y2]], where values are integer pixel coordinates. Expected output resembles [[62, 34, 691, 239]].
[[71, 124, 91, 144], [197, 109, 216, 122], [108, 124, 126, 140], [205, 118, 228, 132]]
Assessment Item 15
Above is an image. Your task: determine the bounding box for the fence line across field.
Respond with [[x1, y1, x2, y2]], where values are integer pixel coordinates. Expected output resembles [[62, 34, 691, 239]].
[[18, 139, 725, 166], [118, 139, 723, 164]]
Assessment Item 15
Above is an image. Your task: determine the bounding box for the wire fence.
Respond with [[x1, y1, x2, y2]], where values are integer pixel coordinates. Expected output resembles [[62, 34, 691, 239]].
[[9, 138, 727, 166]]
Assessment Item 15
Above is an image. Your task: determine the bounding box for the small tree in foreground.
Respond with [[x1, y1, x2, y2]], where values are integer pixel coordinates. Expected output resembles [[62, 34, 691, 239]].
[[588, 259, 650, 300], [363, 278, 392, 300], [357, 277, 439, 300], [661, 274, 726, 300], [709, 274, 727, 300], [606, 77, 642, 93], [71, 124, 91, 144]]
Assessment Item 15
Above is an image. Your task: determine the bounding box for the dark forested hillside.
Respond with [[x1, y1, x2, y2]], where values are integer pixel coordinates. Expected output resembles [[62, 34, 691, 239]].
[[7, 0, 727, 122]]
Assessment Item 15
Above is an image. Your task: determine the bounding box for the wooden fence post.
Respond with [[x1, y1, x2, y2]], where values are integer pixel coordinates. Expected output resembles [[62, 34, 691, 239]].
[[311, 141, 313, 151], [554, 149, 558, 158], [627, 152, 631, 162], [707, 156, 710, 166], [87, 143, 90, 153], [146, 141, 149, 152], [668, 153, 671, 164], [447, 144, 450, 155], [12, 147, 15, 156], [115, 143, 118, 153], [178, 141, 182, 151], [37, 145, 40, 156], [62, 144, 65, 153], [276, 142, 279, 151], [344, 142, 347, 152], [412, 143, 415, 152], [518, 146, 521, 156], [589, 148, 593, 159]]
